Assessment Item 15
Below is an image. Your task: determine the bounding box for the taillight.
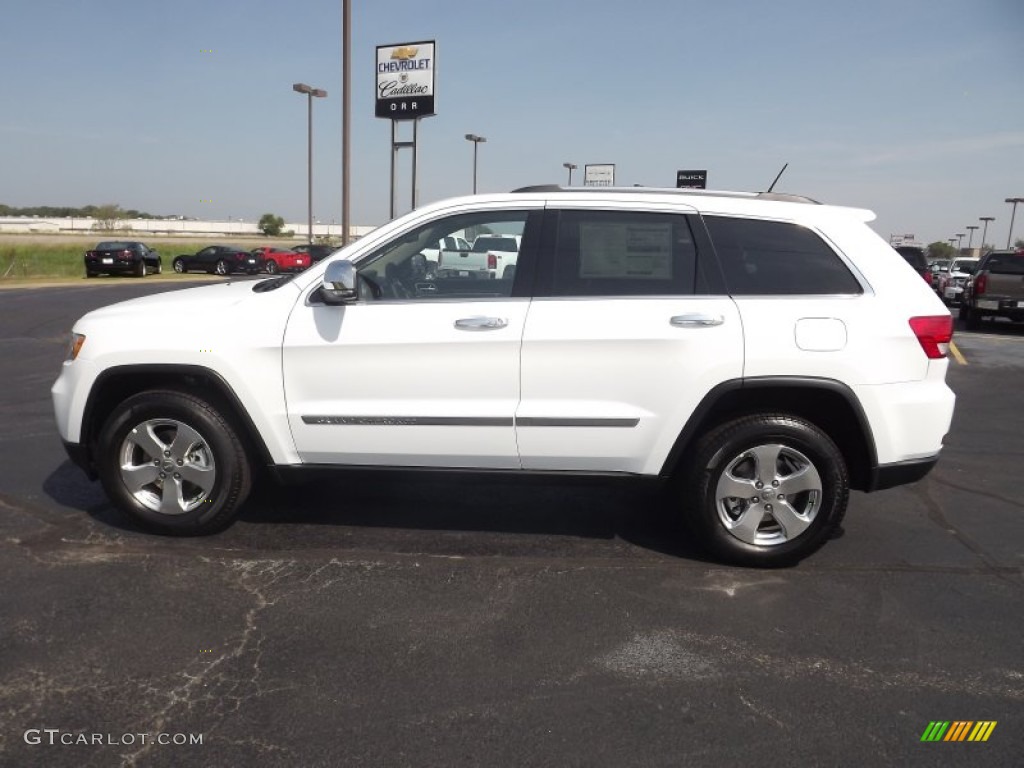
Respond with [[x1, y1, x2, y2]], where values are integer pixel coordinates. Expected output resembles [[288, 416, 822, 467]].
[[975, 273, 987, 295], [909, 315, 953, 359], [924, 271, 933, 285], [86, 251, 95, 259], [235, 252, 246, 260], [487, 253, 497, 270], [120, 248, 132, 260]]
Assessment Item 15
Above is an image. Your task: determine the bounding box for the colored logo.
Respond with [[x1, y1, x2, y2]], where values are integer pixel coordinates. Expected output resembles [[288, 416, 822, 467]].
[[921, 721, 997, 742], [391, 46, 419, 60]]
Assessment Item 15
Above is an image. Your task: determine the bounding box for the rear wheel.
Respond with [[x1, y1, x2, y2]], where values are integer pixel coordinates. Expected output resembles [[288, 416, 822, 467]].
[[96, 391, 251, 535], [86, 270, 98, 278], [173, 258, 186, 274], [965, 307, 981, 330], [265, 260, 279, 275], [154, 259, 162, 274], [682, 414, 848, 567]]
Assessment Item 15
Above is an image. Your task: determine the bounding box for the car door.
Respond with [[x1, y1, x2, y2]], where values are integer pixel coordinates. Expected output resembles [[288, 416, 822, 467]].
[[283, 205, 543, 468], [193, 246, 216, 270], [516, 204, 744, 475]]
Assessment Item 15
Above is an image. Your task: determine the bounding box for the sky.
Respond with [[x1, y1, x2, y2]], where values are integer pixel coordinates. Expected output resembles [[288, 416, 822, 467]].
[[1, 0, 1022, 247]]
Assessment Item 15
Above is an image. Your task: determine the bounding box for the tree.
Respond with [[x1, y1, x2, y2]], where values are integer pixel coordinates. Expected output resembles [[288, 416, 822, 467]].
[[92, 203, 123, 231], [926, 241, 956, 260], [259, 213, 285, 237]]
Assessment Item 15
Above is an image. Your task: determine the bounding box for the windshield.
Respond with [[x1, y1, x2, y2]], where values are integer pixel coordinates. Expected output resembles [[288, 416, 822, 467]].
[[986, 253, 1024, 275], [472, 237, 517, 253], [953, 261, 979, 275]]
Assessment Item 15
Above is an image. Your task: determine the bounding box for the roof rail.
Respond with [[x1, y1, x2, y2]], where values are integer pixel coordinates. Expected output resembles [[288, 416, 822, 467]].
[[509, 185, 820, 204]]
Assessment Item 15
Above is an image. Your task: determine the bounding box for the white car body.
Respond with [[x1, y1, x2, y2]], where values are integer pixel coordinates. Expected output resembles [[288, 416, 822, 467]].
[[53, 187, 956, 563]]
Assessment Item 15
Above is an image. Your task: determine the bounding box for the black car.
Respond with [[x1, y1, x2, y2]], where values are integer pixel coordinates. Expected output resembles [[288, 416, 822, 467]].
[[894, 245, 934, 287], [85, 241, 161, 277], [171, 245, 263, 276], [292, 243, 337, 263]]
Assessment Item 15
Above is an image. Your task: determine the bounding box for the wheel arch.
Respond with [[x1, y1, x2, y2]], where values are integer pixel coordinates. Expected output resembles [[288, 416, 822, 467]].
[[81, 365, 275, 475], [660, 377, 877, 492]]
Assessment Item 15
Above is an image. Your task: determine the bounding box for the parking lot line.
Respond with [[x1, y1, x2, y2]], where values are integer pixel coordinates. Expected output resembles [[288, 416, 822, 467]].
[[949, 341, 967, 366]]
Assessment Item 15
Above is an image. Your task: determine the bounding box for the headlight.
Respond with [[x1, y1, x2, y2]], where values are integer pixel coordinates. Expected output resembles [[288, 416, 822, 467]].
[[66, 333, 86, 361]]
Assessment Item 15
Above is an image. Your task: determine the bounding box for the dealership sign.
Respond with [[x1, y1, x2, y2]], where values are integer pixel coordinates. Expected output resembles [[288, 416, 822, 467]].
[[676, 170, 707, 189], [584, 164, 615, 187], [376, 41, 436, 120]]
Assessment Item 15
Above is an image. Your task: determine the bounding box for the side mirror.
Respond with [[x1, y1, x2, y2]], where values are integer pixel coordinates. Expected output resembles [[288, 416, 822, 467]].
[[321, 260, 357, 304]]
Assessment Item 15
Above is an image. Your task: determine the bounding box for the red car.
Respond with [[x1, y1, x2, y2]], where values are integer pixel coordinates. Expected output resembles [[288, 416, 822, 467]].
[[251, 246, 312, 274]]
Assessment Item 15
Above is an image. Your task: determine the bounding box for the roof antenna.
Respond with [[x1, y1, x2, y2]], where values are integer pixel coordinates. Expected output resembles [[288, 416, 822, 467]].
[[766, 163, 788, 193]]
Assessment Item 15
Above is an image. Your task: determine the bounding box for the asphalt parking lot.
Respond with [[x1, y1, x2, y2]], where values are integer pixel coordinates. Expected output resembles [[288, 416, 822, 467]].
[[1, 280, 1021, 767]]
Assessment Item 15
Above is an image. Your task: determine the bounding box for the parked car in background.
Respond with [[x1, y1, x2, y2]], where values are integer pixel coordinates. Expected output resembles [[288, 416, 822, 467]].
[[251, 246, 312, 274], [172, 245, 263, 276], [960, 248, 1024, 328], [894, 245, 933, 287], [85, 241, 161, 278], [436, 234, 522, 279], [293, 244, 337, 263], [937, 257, 979, 305]]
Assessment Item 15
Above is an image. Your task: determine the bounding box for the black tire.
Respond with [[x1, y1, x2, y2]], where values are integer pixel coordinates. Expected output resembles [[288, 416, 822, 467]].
[[173, 258, 186, 274], [682, 414, 848, 567], [265, 260, 279, 275], [135, 260, 146, 277], [95, 390, 252, 535], [154, 259, 162, 275], [86, 270, 98, 278], [965, 307, 981, 330], [215, 259, 230, 276]]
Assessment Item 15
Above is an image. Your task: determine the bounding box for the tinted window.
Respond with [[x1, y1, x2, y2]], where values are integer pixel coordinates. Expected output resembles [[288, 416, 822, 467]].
[[551, 210, 697, 297], [96, 241, 131, 250], [704, 216, 862, 295], [472, 237, 518, 252], [984, 252, 1024, 274]]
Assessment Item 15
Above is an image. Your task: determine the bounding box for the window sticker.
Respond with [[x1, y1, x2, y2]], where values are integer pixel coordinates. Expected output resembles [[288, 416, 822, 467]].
[[579, 222, 672, 279]]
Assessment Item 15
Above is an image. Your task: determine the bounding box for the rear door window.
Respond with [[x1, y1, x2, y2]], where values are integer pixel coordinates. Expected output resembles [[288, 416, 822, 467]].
[[704, 216, 863, 295]]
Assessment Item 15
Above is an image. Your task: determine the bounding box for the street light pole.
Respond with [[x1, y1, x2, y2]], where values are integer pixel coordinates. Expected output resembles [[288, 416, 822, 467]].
[[1005, 197, 1024, 248], [979, 216, 995, 252], [965, 225, 978, 252], [955, 233, 965, 253], [293, 83, 327, 245], [341, 0, 351, 245], [464, 134, 486, 193], [563, 162, 577, 185]]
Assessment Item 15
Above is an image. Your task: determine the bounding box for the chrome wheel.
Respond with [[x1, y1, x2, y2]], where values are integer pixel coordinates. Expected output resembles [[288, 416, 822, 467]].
[[714, 443, 822, 547], [118, 418, 216, 516], [173, 258, 185, 273], [215, 259, 229, 276]]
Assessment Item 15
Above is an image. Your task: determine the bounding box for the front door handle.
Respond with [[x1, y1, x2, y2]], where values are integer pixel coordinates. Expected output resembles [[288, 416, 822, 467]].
[[670, 313, 725, 327], [454, 316, 508, 331]]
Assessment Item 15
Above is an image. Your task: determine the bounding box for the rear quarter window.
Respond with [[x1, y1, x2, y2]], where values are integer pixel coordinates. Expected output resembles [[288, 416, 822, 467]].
[[704, 216, 863, 295]]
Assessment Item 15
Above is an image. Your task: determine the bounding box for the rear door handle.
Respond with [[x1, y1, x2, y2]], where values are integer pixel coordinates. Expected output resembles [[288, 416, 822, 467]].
[[670, 313, 724, 327], [454, 316, 508, 331]]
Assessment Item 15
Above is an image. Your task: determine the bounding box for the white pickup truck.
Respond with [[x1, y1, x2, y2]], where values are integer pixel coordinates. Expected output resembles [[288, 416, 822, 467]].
[[437, 235, 521, 279]]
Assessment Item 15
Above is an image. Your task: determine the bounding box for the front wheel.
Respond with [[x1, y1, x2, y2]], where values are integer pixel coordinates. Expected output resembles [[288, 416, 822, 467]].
[[95, 391, 252, 535], [173, 258, 186, 273], [682, 414, 848, 567], [215, 259, 230, 276], [264, 260, 279, 275]]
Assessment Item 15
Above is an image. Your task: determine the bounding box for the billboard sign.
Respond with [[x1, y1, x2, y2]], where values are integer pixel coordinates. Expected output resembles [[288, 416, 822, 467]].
[[676, 170, 707, 189], [584, 164, 615, 187], [376, 41, 436, 120]]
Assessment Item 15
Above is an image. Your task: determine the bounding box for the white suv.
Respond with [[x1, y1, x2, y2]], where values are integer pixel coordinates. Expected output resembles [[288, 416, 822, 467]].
[[52, 186, 956, 566]]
